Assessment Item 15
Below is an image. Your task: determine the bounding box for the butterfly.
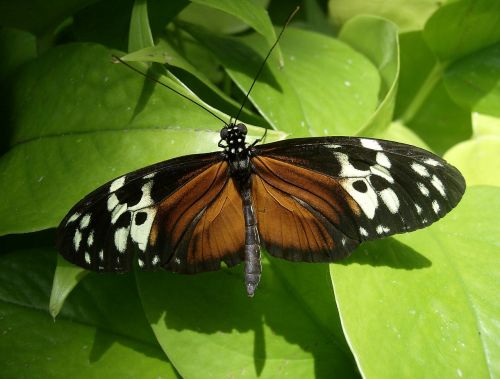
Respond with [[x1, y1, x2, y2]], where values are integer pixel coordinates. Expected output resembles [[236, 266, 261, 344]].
[[57, 123, 465, 296], [56, 7, 465, 297]]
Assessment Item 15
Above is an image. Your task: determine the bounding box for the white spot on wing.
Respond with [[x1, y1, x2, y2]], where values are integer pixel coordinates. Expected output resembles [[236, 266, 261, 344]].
[[335, 152, 370, 177], [431, 175, 446, 197], [84, 252, 91, 264], [144, 173, 155, 179], [99, 250, 104, 261], [128, 181, 155, 211], [379, 188, 400, 213], [80, 214, 91, 229], [326, 144, 341, 149], [424, 158, 441, 167], [417, 182, 430, 197], [131, 208, 156, 251], [138, 259, 144, 268], [110, 176, 126, 192], [87, 231, 94, 247], [411, 162, 429, 177], [361, 138, 383, 151], [415, 204, 422, 214], [432, 200, 440, 214], [359, 227, 368, 237], [152, 255, 160, 265], [370, 164, 394, 183], [376, 152, 391, 168], [66, 212, 80, 225], [341, 178, 378, 219], [114, 227, 129, 253], [376, 225, 390, 234], [107, 194, 119, 211], [73, 230, 82, 251], [111, 203, 128, 224]]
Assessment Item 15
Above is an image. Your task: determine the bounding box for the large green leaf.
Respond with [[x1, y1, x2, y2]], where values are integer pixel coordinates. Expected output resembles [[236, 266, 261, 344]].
[[178, 0, 270, 34], [444, 43, 500, 118], [183, 23, 380, 136], [0, 43, 285, 235], [395, 31, 472, 154], [444, 136, 500, 187], [331, 186, 500, 378], [190, 0, 282, 64], [328, 0, 439, 32], [136, 257, 359, 379], [338, 15, 399, 136], [0, 247, 177, 378], [423, 0, 500, 62]]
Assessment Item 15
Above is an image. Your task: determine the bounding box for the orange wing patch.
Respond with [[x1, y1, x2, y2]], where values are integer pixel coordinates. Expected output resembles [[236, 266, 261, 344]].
[[186, 178, 245, 269], [252, 156, 360, 261], [150, 161, 244, 273]]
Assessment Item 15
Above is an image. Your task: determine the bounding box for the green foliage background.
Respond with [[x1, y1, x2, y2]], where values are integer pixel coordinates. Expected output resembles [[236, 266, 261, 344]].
[[0, 0, 499, 378]]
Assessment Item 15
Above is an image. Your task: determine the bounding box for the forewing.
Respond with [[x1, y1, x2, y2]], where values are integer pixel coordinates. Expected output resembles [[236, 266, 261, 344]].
[[252, 136, 465, 261], [57, 152, 228, 272]]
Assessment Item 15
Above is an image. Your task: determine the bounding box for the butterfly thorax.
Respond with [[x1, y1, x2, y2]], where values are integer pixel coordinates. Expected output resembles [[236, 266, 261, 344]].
[[220, 123, 251, 180]]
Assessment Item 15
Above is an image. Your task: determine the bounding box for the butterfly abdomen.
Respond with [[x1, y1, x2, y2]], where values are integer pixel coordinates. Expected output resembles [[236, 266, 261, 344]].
[[240, 178, 262, 297]]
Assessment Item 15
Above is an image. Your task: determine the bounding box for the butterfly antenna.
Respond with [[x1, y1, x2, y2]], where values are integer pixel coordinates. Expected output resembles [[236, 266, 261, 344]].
[[112, 55, 229, 127], [234, 5, 300, 124]]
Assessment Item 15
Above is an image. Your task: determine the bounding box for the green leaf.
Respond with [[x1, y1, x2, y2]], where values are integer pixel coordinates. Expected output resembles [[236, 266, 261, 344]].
[[0, 27, 36, 81], [190, 0, 282, 64], [423, 0, 500, 62], [331, 186, 500, 378], [183, 23, 380, 136], [49, 255, 88, 318], [121, 39, 265, 126], [136, 257, 360, 379], [338, 15, 399, 136], [374, 121, 431, 150], [395, 31, 472, 154], [444, 43, 500, 118], [128, 0, 154, 52], [444, 136, 500, 187], [472, 112, 500, 137], [0, 248, 178, 378], [178, 0, 270, 34], [0, 43, 286, 235], [73, 0, 188, 51], [328, 0, 440, 32]]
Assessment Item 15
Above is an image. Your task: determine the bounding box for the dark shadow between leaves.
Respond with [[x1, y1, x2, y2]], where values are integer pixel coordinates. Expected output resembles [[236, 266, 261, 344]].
[[338, 237, 432, 270]]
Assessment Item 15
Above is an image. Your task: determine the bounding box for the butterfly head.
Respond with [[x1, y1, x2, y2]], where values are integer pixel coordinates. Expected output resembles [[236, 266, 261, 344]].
[[220, 123, 248, 157]]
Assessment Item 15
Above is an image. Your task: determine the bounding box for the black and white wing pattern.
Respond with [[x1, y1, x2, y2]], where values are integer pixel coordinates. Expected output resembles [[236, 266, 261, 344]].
[[57, 151, 237, 273], [251, 136, 465, 261]]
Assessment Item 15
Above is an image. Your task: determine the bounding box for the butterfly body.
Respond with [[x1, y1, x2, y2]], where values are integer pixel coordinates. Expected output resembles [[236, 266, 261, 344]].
[[57, 125, 465, 296]]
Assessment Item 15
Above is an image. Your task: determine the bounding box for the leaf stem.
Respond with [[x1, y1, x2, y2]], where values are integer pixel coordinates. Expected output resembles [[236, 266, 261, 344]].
[[400, 62, 447, 124]]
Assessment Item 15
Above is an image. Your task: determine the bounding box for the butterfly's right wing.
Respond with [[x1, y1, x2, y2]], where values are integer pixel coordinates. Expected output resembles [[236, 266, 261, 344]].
[[251, 137, 465, 262], [57, 151, 245, 274]]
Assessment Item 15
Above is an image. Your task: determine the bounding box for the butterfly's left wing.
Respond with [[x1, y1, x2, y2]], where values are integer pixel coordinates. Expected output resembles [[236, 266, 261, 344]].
[[251, 136, 466, 262], [57, 151, 246, 273]]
